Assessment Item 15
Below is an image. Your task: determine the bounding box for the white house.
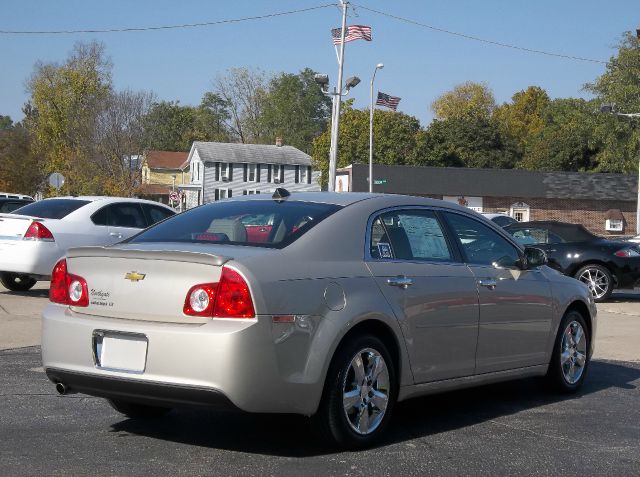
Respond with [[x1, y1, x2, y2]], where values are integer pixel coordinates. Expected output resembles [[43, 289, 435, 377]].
[[179, 140, 321, 209]]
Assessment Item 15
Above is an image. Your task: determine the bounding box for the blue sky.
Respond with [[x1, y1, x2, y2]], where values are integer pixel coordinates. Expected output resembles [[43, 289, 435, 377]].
[[0, 0, 635, 126]]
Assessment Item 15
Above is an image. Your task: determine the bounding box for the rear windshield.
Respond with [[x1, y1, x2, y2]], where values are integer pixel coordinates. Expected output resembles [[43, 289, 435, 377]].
[[11, 199, 90, 219], [129, 200, 342, 248]]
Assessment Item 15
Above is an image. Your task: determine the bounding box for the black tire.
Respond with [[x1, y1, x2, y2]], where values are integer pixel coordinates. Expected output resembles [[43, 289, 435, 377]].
[[108, 399, 172, 418], [312, 334, 397, 450], [574, 264, 613, 302], [0, 272, 37, 292], [545, 310, 591, 393]]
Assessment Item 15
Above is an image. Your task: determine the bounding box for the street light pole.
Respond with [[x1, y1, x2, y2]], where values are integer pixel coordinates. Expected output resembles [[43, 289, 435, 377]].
[[369, 63, 384, 193], [327, 0, 348, 192]]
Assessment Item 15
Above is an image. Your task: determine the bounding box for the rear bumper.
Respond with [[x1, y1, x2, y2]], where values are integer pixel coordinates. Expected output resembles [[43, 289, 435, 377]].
[[41, 304, 326, 415], [45, 368, 237, 410], [0, 240, 60, 276]]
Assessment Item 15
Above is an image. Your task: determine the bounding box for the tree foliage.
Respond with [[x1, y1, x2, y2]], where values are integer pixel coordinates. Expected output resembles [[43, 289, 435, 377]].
[[494, 86, 550, 147], [0, 124, 44, 194], [431, 81, 496, 121]]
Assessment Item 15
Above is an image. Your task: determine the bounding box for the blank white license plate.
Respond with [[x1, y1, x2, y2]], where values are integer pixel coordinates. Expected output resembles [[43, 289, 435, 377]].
[[95, 332, 148, 373]]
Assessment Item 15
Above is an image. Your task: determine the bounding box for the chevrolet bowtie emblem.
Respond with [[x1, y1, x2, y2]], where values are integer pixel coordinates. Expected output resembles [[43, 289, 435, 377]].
[[124, 272, 146, 282]]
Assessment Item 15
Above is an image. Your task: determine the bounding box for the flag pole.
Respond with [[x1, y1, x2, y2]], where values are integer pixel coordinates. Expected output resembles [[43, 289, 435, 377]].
[[369, 64, 383, 193], [328, 0, 348, 192]]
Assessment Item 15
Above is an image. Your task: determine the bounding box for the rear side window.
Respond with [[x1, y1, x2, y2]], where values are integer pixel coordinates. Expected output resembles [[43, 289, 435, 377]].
[[11, 199, 89, 219], [142, 204, 175, 225], [129, 200, 342, 248], [370, 209, 452, 261], [108, 203, 146, 228]]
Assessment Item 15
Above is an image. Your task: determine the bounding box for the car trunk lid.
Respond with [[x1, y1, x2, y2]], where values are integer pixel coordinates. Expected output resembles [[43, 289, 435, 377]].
[[66, 246, 232, 323], [0, 214, 40, 241]]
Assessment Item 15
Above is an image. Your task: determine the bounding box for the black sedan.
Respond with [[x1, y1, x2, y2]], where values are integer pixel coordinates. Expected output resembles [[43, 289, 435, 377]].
[[504, 221, 640, 301]]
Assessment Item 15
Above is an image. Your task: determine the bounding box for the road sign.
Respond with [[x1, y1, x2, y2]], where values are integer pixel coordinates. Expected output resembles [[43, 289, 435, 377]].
[[373, 179, 387, 185], [169, 191, 179, 203], [48, 172, 65, 190]]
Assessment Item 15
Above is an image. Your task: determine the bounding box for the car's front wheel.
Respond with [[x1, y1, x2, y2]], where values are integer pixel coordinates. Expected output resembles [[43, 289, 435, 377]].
[[546, 310, 591, 392], [574, 264, 613, 302], [313, 334, 397, 449], [108, 399, 172, 418], [0, 272, 37, 292]]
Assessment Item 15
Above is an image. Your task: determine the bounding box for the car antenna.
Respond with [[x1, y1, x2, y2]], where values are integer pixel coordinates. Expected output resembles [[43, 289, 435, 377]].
[[272, 188, 291, 202]]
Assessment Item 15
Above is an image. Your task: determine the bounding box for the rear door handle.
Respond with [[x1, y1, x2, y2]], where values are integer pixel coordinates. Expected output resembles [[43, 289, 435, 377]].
[[109, 232, 122, 238], [387, 276, 413, 289], [478, 279, 497, 290]]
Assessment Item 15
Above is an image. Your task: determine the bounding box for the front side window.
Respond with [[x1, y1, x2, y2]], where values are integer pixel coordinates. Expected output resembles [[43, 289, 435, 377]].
[[129, 200, 342, 248], [143, 204, 175, 225], [444, 212, 521, 267], [370, 209, 452, 261]]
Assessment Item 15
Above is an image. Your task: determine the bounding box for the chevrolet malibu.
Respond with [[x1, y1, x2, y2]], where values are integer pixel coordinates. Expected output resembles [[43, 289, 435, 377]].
[[42, 191, 596, 449]]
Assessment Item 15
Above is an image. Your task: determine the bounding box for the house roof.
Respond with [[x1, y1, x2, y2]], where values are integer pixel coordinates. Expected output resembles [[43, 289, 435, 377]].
[[138, 184, 171, 195], [191, 141, 312, 166], [145, 150, 189, 170], [344, 164, 638, 201]]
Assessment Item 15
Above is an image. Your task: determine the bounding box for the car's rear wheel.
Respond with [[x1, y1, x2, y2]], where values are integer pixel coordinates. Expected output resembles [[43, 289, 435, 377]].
[[574, 264, 613, 302], [0, 272, 37, 292], [546, 310, 590, 392], [108, 399, 172, 418], [313, 334, 397, 449]]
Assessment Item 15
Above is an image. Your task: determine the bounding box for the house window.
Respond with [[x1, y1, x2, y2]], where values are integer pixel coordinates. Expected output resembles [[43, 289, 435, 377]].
[[272, 164, 281, 183], [221, 163, 229, 181], [248, 164, 256, 182], [217, 188, 231, 200], [605, 219, 624, 232], [300, 166, 308, 184], [510, 202, 530, 222]]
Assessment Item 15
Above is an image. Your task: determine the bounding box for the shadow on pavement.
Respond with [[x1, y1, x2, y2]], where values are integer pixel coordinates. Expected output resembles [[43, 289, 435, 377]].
[[0, 288, 49, 298], [109, 360, 640, 457], [607, 290, 640, 303]]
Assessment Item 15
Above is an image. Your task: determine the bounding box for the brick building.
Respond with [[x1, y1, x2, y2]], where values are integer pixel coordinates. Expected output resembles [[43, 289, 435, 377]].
[[337, 164, 638, 236]]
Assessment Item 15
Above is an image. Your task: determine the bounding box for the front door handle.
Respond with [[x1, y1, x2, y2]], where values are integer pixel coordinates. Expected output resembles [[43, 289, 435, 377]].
[[387, 276, 413, 289], [478, 279, 497, 290]]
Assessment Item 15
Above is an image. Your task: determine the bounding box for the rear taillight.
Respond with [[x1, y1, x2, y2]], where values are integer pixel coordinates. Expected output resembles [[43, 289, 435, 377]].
[[183, 267, 255, 318], [23, 221, 54, 242], [49, 259, 89, 307], [614, 248, 640, 258]]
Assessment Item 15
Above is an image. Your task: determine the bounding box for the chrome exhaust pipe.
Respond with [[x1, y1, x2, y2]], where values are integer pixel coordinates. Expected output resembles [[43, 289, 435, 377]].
[[55, 382, 76, 395]]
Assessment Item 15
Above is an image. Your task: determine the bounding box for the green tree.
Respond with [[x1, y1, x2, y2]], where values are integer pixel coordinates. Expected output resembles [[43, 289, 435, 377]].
[[194, 92, 231, 142], [312, 101, 422, 185], [431, 81, 496, 121], [494, 86, 550, 147], [419, 116, 519, 169], [26, 41, 112, 195], [519, 98, 600, 171], [260, 68, 332, 153], [143, 101, 198, 151], [585, 31, 640, 173], [0, 115, 12, 130]]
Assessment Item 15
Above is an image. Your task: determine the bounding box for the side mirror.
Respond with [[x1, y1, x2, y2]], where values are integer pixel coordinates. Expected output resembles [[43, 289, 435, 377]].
[[523, 247, 548, 269]]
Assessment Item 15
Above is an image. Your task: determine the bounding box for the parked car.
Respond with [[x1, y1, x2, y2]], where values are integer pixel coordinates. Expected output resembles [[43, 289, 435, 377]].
[[42, 192, 595, 449], [0, 197, 175, 291], [629, 234, 640, 244], [481, 213, 519, 227], [504, 220, 640, 302], [0, 192, 34, 200], [0, 197, 34, 213]]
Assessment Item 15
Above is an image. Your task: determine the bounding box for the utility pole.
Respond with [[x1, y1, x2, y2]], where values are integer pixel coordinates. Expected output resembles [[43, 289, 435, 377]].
[[327, 0, 348, 192], [369, 63, 384, 193]]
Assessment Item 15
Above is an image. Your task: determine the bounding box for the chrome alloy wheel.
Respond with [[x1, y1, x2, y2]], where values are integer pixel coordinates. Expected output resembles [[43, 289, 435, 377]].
[[578, 267, 609, 300], [560, 320, 588, 385], [342, 348, 390, 435]]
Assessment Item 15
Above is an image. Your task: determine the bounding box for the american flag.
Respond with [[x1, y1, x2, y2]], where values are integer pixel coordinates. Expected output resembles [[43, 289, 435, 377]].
[[331, 25, 372, 45], [376, 92, 401, 111]]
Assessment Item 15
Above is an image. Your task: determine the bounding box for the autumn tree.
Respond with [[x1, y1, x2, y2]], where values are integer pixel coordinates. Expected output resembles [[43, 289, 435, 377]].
[[27, 41, 112, 195], [494, 86, 550, 147], [431, 81, 496, 121], [0, 124, 44, 194]]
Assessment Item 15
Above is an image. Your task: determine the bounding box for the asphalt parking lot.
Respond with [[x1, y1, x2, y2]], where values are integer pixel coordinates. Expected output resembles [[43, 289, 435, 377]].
[[1, 283, 639, 476]]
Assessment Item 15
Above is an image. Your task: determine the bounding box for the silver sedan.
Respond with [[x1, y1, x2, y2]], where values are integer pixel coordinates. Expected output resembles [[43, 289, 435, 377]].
[[41, 191, 596, 449]]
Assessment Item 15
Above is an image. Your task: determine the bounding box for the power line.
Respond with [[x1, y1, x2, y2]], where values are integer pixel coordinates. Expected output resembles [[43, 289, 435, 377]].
[[352, 3, 607, 65], [0, 3, 336, 35]]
